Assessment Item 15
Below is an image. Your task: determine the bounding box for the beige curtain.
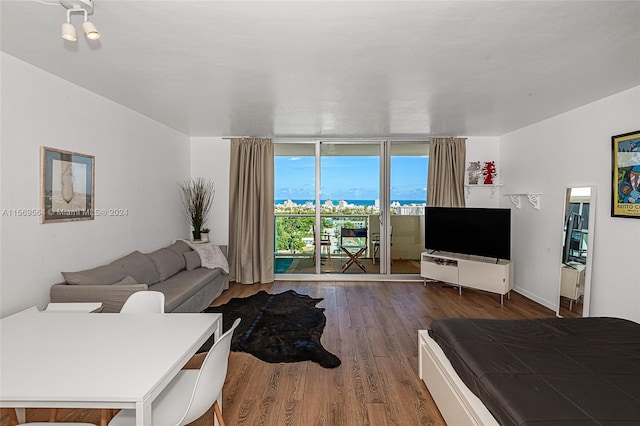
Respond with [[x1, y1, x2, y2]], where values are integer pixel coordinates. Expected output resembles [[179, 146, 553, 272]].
[[427, 137, 466, 207], [229, 138, 274, 284]]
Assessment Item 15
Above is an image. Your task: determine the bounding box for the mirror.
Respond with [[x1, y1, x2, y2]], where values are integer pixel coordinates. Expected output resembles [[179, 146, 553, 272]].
[[557, 186, 596, 318]]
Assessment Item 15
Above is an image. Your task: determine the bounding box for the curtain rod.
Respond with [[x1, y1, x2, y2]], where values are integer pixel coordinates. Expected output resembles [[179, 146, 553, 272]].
[[222, 136, 435, 142]]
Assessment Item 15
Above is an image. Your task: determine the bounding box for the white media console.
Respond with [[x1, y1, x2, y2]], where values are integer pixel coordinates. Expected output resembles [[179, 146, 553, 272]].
[[420, 251, 514, 304]]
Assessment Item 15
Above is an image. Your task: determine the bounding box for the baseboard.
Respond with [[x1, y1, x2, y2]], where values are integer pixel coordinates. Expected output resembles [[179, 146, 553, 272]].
[[513, 286, 557, 312]]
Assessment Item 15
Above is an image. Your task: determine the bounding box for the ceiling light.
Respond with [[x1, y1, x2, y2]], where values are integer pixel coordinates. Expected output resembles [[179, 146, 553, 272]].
[[61, 20, 77, 41], [82, 19, 100, 40], [59, 0, 100, 42]]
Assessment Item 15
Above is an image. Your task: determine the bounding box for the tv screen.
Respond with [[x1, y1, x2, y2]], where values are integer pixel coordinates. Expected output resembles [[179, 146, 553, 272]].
[[425, 207, 511, 260]]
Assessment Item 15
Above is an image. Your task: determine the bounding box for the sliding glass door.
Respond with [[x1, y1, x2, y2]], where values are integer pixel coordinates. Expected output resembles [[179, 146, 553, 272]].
[[274, 143, 316, 274], [274, 140, 428, 277], [388, 142, 429, 274], [320, 142, 381, 274]]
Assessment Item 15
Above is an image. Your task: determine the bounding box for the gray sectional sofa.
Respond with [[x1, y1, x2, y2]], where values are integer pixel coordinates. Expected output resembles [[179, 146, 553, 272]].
[[50, 240, 229, 313]]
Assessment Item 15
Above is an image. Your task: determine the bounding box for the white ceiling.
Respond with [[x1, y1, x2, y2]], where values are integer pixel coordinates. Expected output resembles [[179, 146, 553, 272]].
[[2, 1, 639, 137]]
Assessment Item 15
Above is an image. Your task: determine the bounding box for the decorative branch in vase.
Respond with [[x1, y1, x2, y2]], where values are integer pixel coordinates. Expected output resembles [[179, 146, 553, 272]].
[[178, 178, 214, 241]]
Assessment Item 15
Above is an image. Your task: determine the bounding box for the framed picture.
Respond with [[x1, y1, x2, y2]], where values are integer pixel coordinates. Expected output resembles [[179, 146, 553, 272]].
[[40, 146, 95, 223], [611, 130, 640, 218]]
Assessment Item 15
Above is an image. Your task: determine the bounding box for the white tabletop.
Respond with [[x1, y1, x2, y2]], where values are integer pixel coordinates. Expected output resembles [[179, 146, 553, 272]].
[[0, 311, 221, 426]]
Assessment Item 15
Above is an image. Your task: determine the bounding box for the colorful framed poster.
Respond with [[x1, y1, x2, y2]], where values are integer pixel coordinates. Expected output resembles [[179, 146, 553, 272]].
[[40, 146, 95, 223], [611, 130, 640, 218]]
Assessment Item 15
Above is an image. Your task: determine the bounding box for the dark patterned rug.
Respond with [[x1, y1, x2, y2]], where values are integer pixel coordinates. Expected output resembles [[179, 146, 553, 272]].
[[199, 290, 341, 368]]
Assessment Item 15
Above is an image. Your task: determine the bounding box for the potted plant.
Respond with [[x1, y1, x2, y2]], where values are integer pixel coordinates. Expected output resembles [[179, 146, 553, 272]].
[[200, 228, 210, 243], [178, 178, 214, 240]]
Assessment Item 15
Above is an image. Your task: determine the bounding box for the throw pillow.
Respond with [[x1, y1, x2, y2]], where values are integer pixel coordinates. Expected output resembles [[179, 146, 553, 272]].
[[184, 251, 201, 271], [62, 264, 127, 285], [167, 240, 192, 254], [113, 275, 138, 285], [166, 240, 191, 269], [110, 251, 160, 285], [147, 248, 184, 281], [182, 241, 229, 273]]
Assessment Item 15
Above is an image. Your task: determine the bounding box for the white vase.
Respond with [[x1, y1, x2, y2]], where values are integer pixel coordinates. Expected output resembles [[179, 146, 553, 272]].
[[200, 233, 210, 243]]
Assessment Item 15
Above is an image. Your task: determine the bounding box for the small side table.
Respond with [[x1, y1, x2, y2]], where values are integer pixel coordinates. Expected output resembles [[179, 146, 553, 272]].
[[45, 302, 103, 313]]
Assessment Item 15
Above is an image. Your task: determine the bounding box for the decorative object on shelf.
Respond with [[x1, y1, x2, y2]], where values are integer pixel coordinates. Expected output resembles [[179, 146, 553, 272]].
[[40, 146, 95, 224], [611, 130, 640, 218], [482, 161, 497, 184], [466, 161, 482, 184], [178, 177, 215, 240], [200, 228, 210, 243], [505, 193, 542, 210]]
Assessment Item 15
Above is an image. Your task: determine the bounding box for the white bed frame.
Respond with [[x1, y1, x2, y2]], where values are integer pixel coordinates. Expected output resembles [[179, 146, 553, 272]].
[[418, 330, 499, 426]]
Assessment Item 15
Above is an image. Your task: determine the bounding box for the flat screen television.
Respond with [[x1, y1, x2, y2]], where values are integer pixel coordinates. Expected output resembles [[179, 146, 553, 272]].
[[425, 207, 511, 260]]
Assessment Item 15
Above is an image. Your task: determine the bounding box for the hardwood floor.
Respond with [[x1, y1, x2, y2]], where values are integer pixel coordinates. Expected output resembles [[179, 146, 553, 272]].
[[1, 281, 555, 426]]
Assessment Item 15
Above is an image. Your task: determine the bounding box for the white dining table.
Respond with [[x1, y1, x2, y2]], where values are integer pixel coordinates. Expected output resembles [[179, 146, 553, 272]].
[[0, 309, 222, 426]]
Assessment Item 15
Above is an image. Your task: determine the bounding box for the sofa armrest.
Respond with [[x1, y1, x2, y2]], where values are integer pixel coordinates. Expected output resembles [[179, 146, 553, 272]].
[[50, 283, 149, 313]]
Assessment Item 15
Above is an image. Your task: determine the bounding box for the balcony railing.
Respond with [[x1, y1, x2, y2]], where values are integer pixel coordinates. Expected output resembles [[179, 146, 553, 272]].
[[274, 213, 424, 274]]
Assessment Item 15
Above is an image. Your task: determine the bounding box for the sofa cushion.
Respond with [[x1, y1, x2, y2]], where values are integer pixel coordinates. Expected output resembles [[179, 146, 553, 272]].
[[167, 240, 191, 269], [167, 240, 192, 254], [113, 275, 138, 285], [147, 248, 184, 281], [62, 264, 127, 285], [110, 251, 160, 285], [150, 268, 222, 312], [184, 251, 201, 271]]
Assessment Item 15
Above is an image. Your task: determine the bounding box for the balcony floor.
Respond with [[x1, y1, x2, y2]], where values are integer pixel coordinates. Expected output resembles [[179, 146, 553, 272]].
[[276, 256, 420, 275]]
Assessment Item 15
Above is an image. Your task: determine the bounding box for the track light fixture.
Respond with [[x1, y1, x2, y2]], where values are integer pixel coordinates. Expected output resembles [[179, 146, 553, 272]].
[[60, 0, 100, 41]]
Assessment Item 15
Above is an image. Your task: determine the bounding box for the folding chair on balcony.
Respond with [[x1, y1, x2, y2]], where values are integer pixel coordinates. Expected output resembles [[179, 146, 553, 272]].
[[340, 227, 368, 272], [372, 225, 392, 265], [313, 224, 332, 264]]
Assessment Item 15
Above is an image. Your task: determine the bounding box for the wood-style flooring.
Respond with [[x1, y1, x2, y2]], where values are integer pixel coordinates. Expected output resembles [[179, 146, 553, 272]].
[[1, 281, 555, 426]]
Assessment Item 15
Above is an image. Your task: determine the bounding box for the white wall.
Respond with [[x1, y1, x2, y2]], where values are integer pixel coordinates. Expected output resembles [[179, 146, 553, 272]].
[[500, 86, 640, 322], [0, 53, 191, 317], [190, 137, 230, 246]]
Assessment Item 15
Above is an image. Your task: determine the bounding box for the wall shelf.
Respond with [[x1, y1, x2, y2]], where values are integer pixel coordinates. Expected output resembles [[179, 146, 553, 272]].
[[505, 193, 542, 210], [464, 183, 503, 198]]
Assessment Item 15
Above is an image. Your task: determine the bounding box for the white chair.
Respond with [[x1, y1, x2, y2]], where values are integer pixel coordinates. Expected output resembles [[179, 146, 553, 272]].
[[119, 291, 165, 313], [108, 317, 240, 426]]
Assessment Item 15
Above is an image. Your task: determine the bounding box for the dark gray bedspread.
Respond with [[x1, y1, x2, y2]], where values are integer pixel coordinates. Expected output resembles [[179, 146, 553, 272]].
[[428, 317, 640, 425]]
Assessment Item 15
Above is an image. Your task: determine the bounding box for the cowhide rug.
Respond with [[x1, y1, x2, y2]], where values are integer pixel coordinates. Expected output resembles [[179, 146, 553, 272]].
[[199, 290, 341, 369]]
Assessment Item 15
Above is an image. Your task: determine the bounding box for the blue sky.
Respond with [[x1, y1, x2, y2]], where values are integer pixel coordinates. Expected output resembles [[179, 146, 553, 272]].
[[275, 156, 429, 201]]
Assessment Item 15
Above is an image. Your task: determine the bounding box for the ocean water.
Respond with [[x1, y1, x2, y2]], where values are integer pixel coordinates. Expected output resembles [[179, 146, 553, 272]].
[[275, 199, 426, 206]]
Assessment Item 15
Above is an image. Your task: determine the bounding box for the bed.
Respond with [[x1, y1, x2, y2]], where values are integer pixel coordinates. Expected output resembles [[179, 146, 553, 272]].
[[418, 317, 640, 425]]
